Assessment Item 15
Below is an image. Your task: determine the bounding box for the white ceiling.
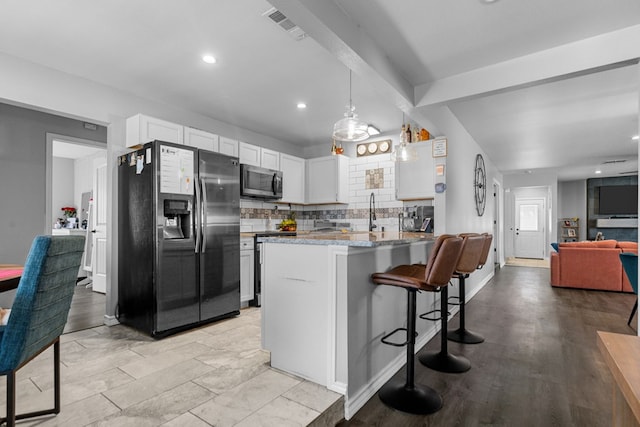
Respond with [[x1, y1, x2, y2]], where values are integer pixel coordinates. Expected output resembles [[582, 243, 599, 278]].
[[1, 0, 638, 181], [52, 140, 105, 160]]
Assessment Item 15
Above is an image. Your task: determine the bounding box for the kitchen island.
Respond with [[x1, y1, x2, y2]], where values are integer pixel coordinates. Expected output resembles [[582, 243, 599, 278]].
[[260, 231, 442, 419]]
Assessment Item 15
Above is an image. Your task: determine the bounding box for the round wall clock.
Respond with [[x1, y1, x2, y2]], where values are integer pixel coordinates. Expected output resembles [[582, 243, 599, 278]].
[[474, 154, 486, 216]]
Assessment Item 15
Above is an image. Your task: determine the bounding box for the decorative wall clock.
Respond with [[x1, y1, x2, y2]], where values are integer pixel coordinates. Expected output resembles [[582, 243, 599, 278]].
[[474, 154, 486, 216]]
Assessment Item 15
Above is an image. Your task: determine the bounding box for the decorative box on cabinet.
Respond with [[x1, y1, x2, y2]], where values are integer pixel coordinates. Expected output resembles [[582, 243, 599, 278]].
[[280, 153, 305, 204], [126, 114, 183, 148], [306, 155, 349, 204], [240, 238, 254, 303], [184, 127, 219, 152], [395, 140, 435, 200], [219, 137, 239, 157]]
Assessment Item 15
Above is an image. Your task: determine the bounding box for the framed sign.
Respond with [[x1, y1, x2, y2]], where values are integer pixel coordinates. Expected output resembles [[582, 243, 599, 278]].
[[432, 138, 448, 158]]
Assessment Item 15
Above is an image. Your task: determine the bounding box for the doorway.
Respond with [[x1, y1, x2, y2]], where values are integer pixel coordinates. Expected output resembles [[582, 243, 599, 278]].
[[47, 133, 107, 332], [514, 198, 546, 259]]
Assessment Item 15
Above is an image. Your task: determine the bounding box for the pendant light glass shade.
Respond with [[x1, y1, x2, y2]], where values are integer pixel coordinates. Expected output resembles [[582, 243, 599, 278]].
[[332, 70, 369, 142], [391, 142, 418, 162]]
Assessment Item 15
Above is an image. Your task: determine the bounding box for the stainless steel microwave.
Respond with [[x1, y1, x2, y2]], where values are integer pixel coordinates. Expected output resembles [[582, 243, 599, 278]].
[[240, 164, 283, 200]]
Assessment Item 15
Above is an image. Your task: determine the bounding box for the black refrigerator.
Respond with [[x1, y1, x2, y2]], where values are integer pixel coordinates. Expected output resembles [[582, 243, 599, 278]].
[[118, 140, 240, 338]]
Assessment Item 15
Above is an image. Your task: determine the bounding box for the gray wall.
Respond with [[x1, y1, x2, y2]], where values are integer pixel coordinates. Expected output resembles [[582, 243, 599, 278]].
[[558, 180, 587, 241], [0, 102, 107, 264]]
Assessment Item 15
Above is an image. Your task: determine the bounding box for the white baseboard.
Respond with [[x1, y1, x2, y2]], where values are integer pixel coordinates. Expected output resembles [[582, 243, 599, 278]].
[[103, 314, 119, 326]]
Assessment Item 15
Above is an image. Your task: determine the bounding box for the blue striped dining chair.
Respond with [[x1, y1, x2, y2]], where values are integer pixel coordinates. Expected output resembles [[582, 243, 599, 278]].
[[0, 235, 84, 427]]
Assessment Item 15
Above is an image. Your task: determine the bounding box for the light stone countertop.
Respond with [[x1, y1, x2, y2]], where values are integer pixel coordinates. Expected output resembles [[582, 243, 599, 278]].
[[258, 231, 435, 247]]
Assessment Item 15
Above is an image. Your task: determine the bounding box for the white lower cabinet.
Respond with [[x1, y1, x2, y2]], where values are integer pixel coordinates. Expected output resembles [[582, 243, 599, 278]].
[[240, 238, 254, 303]]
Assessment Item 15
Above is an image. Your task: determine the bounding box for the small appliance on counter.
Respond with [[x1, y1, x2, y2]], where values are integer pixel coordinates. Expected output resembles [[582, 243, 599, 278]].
[[400, 206, 434, 232]]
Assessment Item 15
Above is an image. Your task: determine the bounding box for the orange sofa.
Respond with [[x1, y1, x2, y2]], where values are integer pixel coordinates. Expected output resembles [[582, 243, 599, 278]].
[[550, 240, 637, 292]]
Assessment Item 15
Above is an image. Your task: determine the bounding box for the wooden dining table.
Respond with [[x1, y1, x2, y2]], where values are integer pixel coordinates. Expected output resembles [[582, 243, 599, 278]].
[[0, 264, 23, 293]]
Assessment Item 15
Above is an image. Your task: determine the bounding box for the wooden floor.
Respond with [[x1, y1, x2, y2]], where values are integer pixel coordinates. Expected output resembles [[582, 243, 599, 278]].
[[63, 282, 105, 334], [338, 265, 637, 426]]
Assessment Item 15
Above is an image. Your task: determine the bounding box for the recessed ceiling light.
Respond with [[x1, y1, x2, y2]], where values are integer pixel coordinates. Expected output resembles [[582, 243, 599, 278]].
[[633, 135, 639, 141], [297, 102, 307, 109], [480, 0, 499, 3], [202, 55, 216, 64], [595, 170, 602, 174]]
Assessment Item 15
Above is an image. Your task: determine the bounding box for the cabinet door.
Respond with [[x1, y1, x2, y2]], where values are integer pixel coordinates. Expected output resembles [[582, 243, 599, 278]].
[[280, 154, 305, 204], [219, 137, 239, 157], [239, 142, 261, 166], [240, 248, 254, 303], [395, 141, 435, 200], [261, 148, 280, 170], [306, 155, 348, 204], [126, 114, 183, 147], [184, 127, 219, 152]]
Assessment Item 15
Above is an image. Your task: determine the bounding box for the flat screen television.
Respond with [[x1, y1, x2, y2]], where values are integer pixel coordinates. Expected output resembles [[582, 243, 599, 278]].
[[597, 185, 638, 216]]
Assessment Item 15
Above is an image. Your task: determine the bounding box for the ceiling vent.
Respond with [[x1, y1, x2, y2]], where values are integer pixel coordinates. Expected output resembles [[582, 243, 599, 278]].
[[602, 159, 627, 165], [263, 7, 307, 41]]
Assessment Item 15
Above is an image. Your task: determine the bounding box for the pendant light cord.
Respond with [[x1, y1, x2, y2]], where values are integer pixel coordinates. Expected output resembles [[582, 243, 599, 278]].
[[349, 70, 353, 109]]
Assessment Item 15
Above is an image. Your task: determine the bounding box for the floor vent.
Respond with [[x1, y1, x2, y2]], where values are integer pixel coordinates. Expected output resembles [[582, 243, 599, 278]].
[[263, 7, 307, 41]]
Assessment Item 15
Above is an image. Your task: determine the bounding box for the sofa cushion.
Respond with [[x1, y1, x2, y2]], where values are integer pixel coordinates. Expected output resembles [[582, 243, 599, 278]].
[[617, 241, 638, 251], [559, 240, 618, 248]]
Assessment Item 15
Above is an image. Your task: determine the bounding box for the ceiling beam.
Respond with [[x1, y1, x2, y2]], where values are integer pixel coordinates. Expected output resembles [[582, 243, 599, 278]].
[[268, 0, 443, 134], [415, 25, 640, 108]]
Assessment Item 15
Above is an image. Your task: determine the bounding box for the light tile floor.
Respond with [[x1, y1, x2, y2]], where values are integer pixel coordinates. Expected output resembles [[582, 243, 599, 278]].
[[2, 308, 343, 426]]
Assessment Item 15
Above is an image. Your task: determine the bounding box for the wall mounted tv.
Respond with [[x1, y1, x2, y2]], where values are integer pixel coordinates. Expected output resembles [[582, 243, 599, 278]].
[[597, 185, 638, 216]]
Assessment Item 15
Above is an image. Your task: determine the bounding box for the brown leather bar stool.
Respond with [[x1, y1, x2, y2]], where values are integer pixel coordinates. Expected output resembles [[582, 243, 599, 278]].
[[448, 233, 493, 344], [418, 233, 485, 373], [371, 234, 463, 415]]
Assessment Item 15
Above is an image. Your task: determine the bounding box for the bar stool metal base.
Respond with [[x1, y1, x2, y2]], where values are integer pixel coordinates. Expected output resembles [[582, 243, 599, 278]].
[[379, 380, 442, 415], [447, 327, 484, 344], [419, 350, 471, 374]]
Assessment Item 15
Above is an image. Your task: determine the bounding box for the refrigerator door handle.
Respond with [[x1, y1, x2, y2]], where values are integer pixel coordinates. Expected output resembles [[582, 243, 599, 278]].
[[195, 176, 202, 253], [201, 178, 207, 253]]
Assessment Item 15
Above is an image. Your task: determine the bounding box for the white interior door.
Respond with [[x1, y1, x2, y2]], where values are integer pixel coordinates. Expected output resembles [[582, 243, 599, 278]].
[[91, 159, 107, 293], [514, 198, 545, 259]]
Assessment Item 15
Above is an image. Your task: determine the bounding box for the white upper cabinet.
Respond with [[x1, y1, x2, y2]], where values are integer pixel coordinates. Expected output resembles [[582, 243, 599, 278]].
[[239, 142, 261, 166], [126, 114, 183, 148], [239, 142, 280, 170], [261, 148, 280, 171], [395, 141, 435, 200], [184, 127, 219, 152], [280, 153, 305, 204], [219, 136, 239, 157], [306, 155, 349, 204]]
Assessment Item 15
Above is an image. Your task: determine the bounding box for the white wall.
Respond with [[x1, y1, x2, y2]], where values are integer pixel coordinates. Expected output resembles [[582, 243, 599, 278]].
[[52, 157, 75, 226], [558, 180, 587, 241]]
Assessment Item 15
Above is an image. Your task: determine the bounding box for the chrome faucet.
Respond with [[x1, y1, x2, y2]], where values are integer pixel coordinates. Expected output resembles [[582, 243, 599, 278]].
[[369, 192, 377, 232]]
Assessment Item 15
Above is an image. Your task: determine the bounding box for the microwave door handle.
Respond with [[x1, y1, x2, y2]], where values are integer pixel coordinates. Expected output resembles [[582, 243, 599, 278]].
[[201, 178, 207, 253], [195, 178, 202, 253], [272, 173, 280, 195]]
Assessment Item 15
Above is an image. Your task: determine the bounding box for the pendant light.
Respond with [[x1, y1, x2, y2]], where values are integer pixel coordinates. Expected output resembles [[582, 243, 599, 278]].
[[391, 113, 418, 162], [332, 70, 369, 142]]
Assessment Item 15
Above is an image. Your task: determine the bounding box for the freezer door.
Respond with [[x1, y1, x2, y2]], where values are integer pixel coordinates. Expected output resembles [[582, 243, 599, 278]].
[[198, 150, 241, 321]]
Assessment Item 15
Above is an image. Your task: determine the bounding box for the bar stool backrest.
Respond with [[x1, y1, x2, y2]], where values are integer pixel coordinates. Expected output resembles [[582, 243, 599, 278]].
[[424, 234, 464, 287], [477, 233, 493, 269], [455, 234, 486, 275]]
